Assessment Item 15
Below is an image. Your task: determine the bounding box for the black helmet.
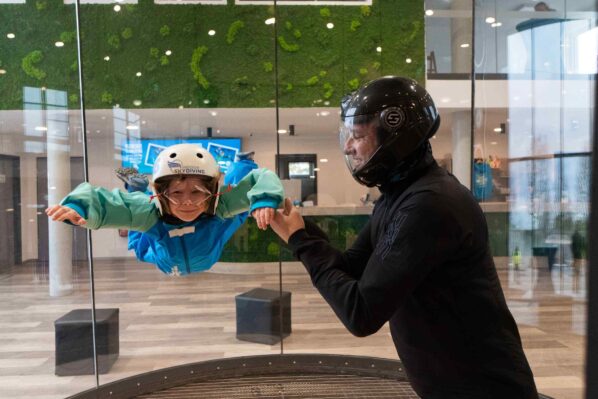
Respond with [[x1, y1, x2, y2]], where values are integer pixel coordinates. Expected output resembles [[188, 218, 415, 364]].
[[340, 76, 440, 187]]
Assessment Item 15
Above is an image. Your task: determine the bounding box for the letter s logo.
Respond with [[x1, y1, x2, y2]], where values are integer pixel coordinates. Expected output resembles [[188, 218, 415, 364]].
[[381, 107, 405, 130]]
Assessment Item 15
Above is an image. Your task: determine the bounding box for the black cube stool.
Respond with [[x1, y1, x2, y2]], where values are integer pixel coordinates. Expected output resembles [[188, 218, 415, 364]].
[[54, 308, 119, 376], [235, 288, 291, 345]]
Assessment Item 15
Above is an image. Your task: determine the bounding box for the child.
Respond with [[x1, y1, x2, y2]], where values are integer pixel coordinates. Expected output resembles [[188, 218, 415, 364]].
[[46, 143, 284, 276]]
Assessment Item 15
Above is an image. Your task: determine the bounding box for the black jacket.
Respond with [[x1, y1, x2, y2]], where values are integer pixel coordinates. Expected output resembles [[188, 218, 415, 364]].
[[288, 161, 538, 399]]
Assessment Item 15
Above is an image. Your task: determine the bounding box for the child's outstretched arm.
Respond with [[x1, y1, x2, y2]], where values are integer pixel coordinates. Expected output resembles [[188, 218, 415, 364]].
[[47, 182, 159, 231], [216, 168, 284, 228], [46, 204, 86, 226]]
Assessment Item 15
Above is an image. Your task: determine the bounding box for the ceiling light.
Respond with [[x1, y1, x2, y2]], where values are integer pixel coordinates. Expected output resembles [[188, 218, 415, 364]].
[[460, 43, 470, 48], [113, 4, 121, 12], [326, 22, 334, 29], [376, 46, 382, 53], [133, 100, 142, 106], [313, 168, 320, 172], [35, 126, 48, 131], [142, 120, 146, 125], [441, 97, 451, 103], [493, 127, 502, 133], [320, 158, 328, 163], [425, 9, 434, 16], [485, 17, 496, 24], [104, 56, 110, 61], [210, 111, 218, 116], [0, 69, 6, 75], [203, 99, 210, 104], [490, 141, 497, 145], [136, 72, 142, 77], [126, 125, 139, 130], [491, 22, 502, 28], [320, 111, 330, 116], [55, 41, 64, 47], [405, 58, 412, 63], [165, 50, 172, 56], [277, 129, 287, 134], [179, 105, 184, 109], [265, 18, 276, 25], [6, 33, 15, 39], [208, 30, 216, 36]]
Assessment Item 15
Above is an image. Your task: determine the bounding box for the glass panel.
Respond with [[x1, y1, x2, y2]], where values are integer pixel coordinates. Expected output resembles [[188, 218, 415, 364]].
[[0, 1, 97, 398], [278, 0, 428, 358], [473, 1, 594, 398]]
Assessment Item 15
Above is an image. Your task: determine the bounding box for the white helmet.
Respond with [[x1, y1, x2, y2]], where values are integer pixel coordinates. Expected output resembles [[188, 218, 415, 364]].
[[151, 143, 221, 216]]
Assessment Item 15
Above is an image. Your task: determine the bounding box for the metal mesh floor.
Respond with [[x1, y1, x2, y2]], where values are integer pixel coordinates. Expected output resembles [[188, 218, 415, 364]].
[[136, 374, 420, 399]]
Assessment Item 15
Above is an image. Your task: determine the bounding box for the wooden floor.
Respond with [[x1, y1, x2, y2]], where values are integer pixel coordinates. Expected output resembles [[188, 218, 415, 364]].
[[0, 257, 586, 399]]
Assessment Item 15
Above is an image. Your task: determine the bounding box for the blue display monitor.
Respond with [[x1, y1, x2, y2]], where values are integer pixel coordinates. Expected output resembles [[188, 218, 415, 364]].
[[121, 138, 242, 174]]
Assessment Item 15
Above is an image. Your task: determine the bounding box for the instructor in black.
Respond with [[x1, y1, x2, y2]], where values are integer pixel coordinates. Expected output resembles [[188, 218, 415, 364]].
[[270, 76, 538, 399]]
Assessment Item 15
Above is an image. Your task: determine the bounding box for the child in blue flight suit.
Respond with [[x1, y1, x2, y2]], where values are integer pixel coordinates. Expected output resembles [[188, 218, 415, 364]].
[[46, 143, 284, 276]]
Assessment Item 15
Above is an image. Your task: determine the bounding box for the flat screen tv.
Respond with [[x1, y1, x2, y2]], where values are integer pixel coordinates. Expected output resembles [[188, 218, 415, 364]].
[[121, 138, 242, 174]]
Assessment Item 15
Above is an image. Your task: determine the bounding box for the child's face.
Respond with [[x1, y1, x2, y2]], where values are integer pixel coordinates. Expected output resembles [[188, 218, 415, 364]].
[[164, 177, 212, 222]]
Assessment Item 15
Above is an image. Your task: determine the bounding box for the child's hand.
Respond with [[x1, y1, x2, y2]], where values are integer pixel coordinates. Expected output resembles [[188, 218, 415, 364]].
[[45, 205, 86, 226], [251, 207, 274, 230]]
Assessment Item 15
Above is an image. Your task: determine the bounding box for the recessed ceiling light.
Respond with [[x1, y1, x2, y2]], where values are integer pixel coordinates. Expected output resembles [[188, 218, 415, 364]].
[[210, 111, 218, 116], [491, 22, 502, 28], [104, 56, 110, 61], [320, 111, 330, 116], [136, 72, 142, 77], [165, 50, 172, 56], [405, 58, 412, 63], [320, 158, 328, 163], [113, 5, 121, 12], [265, 18, 276, 25], [179, 105, 184, 109], [133, 100, 142, 106], [35, 126, 48, 131], [203, 99, 210, 104], [326, 22, 334, 29], [493, 127, 502, 133], [0, 69, 6, 75], [277, 129, 287, 134], [485, 17, 496, 24], [55, 41, 64, 47], [376, 46, 382, 53], [460, 43, 470, 48], [6, 33, 15, 39], [490, 141, 497, 145], [126, 125, 139, 130], [208, 30, 216, 36], [425, 9, 434, 16]]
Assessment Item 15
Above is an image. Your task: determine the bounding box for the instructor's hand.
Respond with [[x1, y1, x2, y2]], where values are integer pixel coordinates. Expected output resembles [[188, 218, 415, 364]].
[[270, 198, 305, 243], [45, 205, 87, 226]]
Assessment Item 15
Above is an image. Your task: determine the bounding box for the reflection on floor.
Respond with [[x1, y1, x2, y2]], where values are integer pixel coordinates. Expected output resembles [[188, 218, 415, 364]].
[[0, 257, 586, 399]]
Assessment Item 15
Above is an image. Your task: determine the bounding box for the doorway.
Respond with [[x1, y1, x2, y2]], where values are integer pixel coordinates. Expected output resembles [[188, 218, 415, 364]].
[[0, 155, 21, 272], [276, 154, 318, 205]]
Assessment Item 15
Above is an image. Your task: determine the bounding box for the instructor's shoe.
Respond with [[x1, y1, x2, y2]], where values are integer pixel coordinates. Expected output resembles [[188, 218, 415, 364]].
[[115, 167, 149, 193]]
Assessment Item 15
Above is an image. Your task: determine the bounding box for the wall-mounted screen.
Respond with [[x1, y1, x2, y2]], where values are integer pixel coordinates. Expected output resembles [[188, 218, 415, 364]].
[[288, 161, 311, 178], [121, 138, 242, 174]]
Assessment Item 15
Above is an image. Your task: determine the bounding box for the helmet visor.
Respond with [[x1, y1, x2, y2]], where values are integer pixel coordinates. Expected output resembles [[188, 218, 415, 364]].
[[162, 184, 213, 207], [339, 113, 381, 174]]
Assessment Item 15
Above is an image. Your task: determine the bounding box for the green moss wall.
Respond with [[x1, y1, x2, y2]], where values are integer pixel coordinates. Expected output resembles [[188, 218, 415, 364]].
[[0, 0, 424, 110]]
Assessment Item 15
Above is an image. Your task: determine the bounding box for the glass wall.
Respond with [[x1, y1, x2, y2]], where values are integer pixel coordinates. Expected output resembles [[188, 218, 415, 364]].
[[0, 1, 593, 398]]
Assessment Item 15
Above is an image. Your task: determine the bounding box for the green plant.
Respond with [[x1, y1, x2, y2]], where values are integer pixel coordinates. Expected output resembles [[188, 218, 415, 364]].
[[360, 5, 371, 17], [372, 61, 381, 70], [70, 60, 78, 72], [319, 70, 327, 77], [348, 78, 360, 90], [226, 20, 244, 45], [323, 82, 333, 99], [101, 91, 113, 104], [190, 46, 209, 89], [160, 55, 169, 66], [35, 1, 47, 11], [21, 51, 46, 80], [263, 61, 273, 72], [121, 27, 133, 40], [350, 20, 361, 31], [293, 29, 302, 39], [69, 93, 79, 104], [149, 47, 159, 58], [60, 31, 76, 44], [107, 34, 120, 49], [359, 67, 368, 75], [285, 83, 293, 91], [159, 25, 170, 37], [320, 7, 331, 18], [306, 76, 319, 86], [278, 36, 299, 52], [285, 21, 293, 30]]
